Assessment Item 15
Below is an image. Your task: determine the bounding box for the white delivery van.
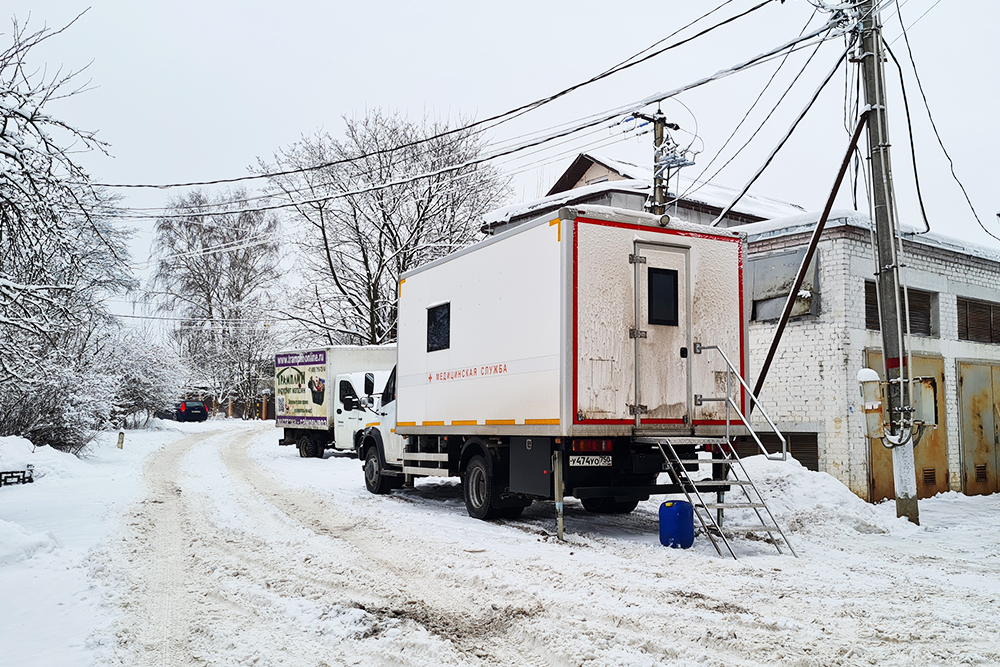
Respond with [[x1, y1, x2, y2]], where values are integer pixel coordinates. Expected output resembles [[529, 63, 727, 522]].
[[275, 346, 395, 457], [358, 205, 748, 517]]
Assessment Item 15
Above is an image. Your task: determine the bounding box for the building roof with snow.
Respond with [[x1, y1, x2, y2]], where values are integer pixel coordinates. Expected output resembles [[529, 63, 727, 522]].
[[484, 152, 805, 233]]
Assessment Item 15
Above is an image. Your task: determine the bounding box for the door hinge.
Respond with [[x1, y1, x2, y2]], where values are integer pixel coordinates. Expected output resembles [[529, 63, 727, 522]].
[[628, 254, 647, 264], [629, 328, 647, 339], [628, 404, 648, 415], [694, 394, 703, 406]]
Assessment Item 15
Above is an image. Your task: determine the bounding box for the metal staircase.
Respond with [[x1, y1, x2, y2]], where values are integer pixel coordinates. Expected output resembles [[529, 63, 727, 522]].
[[636, 345, 797, 559]]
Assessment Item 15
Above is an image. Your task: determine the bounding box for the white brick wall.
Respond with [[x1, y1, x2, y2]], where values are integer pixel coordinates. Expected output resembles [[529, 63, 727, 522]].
[[747, 222, 1000, 500]]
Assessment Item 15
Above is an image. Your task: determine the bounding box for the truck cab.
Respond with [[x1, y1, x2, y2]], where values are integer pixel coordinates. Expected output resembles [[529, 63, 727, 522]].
[[334, 371, 389, 453]]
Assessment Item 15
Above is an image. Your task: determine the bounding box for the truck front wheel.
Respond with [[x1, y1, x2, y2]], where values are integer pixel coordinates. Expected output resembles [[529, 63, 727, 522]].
[[463, 455, 500, 520], [363, 446, 392, 495]]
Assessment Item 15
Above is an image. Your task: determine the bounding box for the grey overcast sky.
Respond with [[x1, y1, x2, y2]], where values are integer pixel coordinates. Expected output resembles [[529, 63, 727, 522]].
[[8, 0, 1000, 256]]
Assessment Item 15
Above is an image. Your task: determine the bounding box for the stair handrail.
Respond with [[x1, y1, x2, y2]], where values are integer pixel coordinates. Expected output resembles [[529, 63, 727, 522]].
[[700, 345, 787, 461]]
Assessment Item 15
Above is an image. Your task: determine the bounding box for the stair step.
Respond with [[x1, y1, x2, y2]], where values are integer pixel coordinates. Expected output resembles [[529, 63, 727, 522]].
[[670, 459, 734, 465], [688, 479, 752, 487], [635, 436, 729, 445], [707, 525, 782, 534], [699, 502, 766, 509], [402, 452, 449, 462], [401, 466, 450, 477]]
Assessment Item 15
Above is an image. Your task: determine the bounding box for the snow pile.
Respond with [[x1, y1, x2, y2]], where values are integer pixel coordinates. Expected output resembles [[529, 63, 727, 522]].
[[738, 454, 896, 536], [0, 435, 88, 480], [0, 518, 59, 566]]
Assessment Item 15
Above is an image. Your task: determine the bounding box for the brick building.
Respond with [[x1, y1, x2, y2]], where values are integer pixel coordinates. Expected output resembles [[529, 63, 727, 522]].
[[739, 212, 1000, 501]]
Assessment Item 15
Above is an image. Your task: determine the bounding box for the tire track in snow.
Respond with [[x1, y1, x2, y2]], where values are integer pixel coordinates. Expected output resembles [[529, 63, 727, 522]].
[[99, 429, 215, 666], [218, 432, 558, 667]]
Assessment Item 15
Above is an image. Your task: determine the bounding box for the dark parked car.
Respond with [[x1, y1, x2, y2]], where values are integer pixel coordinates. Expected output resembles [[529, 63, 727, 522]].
[[175, 400, 209, 422]]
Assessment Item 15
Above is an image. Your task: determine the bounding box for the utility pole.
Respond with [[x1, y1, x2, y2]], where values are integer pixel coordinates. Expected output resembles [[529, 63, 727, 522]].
[[634, 111, 684, 216], [652, 112, 667, 215], [858, 0, 919, 524]]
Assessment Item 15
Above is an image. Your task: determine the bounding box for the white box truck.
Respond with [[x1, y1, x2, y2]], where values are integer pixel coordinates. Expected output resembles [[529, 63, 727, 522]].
[[358, 205, 749, 518], [275, 346, 395, 457]]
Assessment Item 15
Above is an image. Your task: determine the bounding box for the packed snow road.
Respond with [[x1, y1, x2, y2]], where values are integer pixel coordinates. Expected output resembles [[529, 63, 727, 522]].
[[3, 420, 1000, 666]]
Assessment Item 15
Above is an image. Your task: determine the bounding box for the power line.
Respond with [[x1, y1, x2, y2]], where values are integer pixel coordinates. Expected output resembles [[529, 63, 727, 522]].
[[891, 0, 1000, 243], [711, 43, 852, 225], [673, 7, 822, 206], [91, 0, 779, 191], [102, 23, 845, 222]]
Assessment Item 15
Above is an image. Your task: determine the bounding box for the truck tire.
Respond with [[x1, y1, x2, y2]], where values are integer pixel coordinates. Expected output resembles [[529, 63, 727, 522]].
[[363, 446, 392, 495], [297, 435, 310, 458], [310, 441, 324, 458], [463, 454, 500, 520]]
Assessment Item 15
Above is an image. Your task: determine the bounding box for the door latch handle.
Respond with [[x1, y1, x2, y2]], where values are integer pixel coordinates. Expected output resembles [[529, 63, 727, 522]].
[[680, 347, 688, 358]]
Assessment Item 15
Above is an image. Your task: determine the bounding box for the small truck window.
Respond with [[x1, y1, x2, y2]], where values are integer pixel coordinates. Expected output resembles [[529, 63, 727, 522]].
[[339, 380, 358, 405], [427, 302, 450, 352], [648, 267, 679, 326]]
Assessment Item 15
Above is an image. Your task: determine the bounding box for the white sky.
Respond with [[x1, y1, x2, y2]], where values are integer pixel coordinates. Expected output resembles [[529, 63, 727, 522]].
[[8, 0, 1000, 269]]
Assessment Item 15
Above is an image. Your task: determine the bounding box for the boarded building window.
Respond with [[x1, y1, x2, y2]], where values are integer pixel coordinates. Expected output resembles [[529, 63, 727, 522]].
[[864, 281, 936, 337], [427, 303, 450, 352], [957, 297, 1000, 343], [748, 248, 818, 322], [648, 268, 679, 326]]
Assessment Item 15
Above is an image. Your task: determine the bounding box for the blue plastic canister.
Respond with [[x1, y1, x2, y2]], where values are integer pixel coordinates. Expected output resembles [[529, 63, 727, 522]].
[[659, 500, 694, 548]]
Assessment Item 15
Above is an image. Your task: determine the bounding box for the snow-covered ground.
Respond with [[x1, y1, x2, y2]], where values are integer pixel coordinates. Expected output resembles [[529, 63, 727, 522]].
[[2, 420, 999, 666]]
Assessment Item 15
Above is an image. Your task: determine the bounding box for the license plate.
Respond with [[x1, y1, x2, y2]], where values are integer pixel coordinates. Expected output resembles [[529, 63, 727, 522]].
[[569, 455, 612, 467]]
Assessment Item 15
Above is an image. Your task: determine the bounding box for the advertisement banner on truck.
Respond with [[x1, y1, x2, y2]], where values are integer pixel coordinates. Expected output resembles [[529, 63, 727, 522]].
[[275, 350, 327, 427]]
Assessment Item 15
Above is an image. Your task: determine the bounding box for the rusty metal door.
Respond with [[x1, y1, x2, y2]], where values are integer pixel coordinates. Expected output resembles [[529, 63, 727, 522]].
[[866, 351, 950, 501], [958, 362, 1000, 496], [634, 243, 690, 423]]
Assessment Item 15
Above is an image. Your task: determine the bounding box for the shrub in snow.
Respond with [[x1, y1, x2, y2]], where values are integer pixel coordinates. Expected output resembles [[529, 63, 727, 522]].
[[0, 356, 112, 453]]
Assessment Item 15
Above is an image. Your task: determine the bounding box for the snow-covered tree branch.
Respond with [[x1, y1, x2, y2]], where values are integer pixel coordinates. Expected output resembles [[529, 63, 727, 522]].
[[261, 110, 510, 346]]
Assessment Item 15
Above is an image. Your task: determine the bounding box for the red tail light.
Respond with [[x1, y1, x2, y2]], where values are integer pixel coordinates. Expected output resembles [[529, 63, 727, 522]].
[[571, 439, 612, 453], [704, 443, 712, 453], [180, 402, 186, 412]]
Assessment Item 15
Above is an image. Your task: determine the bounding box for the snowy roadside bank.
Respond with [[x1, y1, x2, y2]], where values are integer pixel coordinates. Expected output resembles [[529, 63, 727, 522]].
[[0, 421, 238, 667]]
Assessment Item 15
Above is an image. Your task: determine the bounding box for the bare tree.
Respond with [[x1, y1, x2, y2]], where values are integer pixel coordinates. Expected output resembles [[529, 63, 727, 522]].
[[0, 18, 135, 450], [149, 188, 281, 414], [262, 110, 510, 345], [0, 17, 132, 385]]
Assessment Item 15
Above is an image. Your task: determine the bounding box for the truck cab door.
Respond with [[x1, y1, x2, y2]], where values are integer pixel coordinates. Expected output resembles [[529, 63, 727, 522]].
[[334, 377, 364, 450], [379, 367, 406, 465]]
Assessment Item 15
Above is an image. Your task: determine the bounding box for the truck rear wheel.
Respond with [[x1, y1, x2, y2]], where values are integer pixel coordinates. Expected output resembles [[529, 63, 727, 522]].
[[364, 446, 392, 494], [297, 436, 310, 458], [463, 455, 500, 520]]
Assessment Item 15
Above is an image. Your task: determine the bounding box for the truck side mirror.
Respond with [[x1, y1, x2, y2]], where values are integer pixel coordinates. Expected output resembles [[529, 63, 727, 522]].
[[364, 373, 375, 396]]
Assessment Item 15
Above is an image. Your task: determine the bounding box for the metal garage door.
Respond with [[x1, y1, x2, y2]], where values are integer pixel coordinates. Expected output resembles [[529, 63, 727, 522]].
[[866, 352, 950, 501], [958, 362, 1000, 496]]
